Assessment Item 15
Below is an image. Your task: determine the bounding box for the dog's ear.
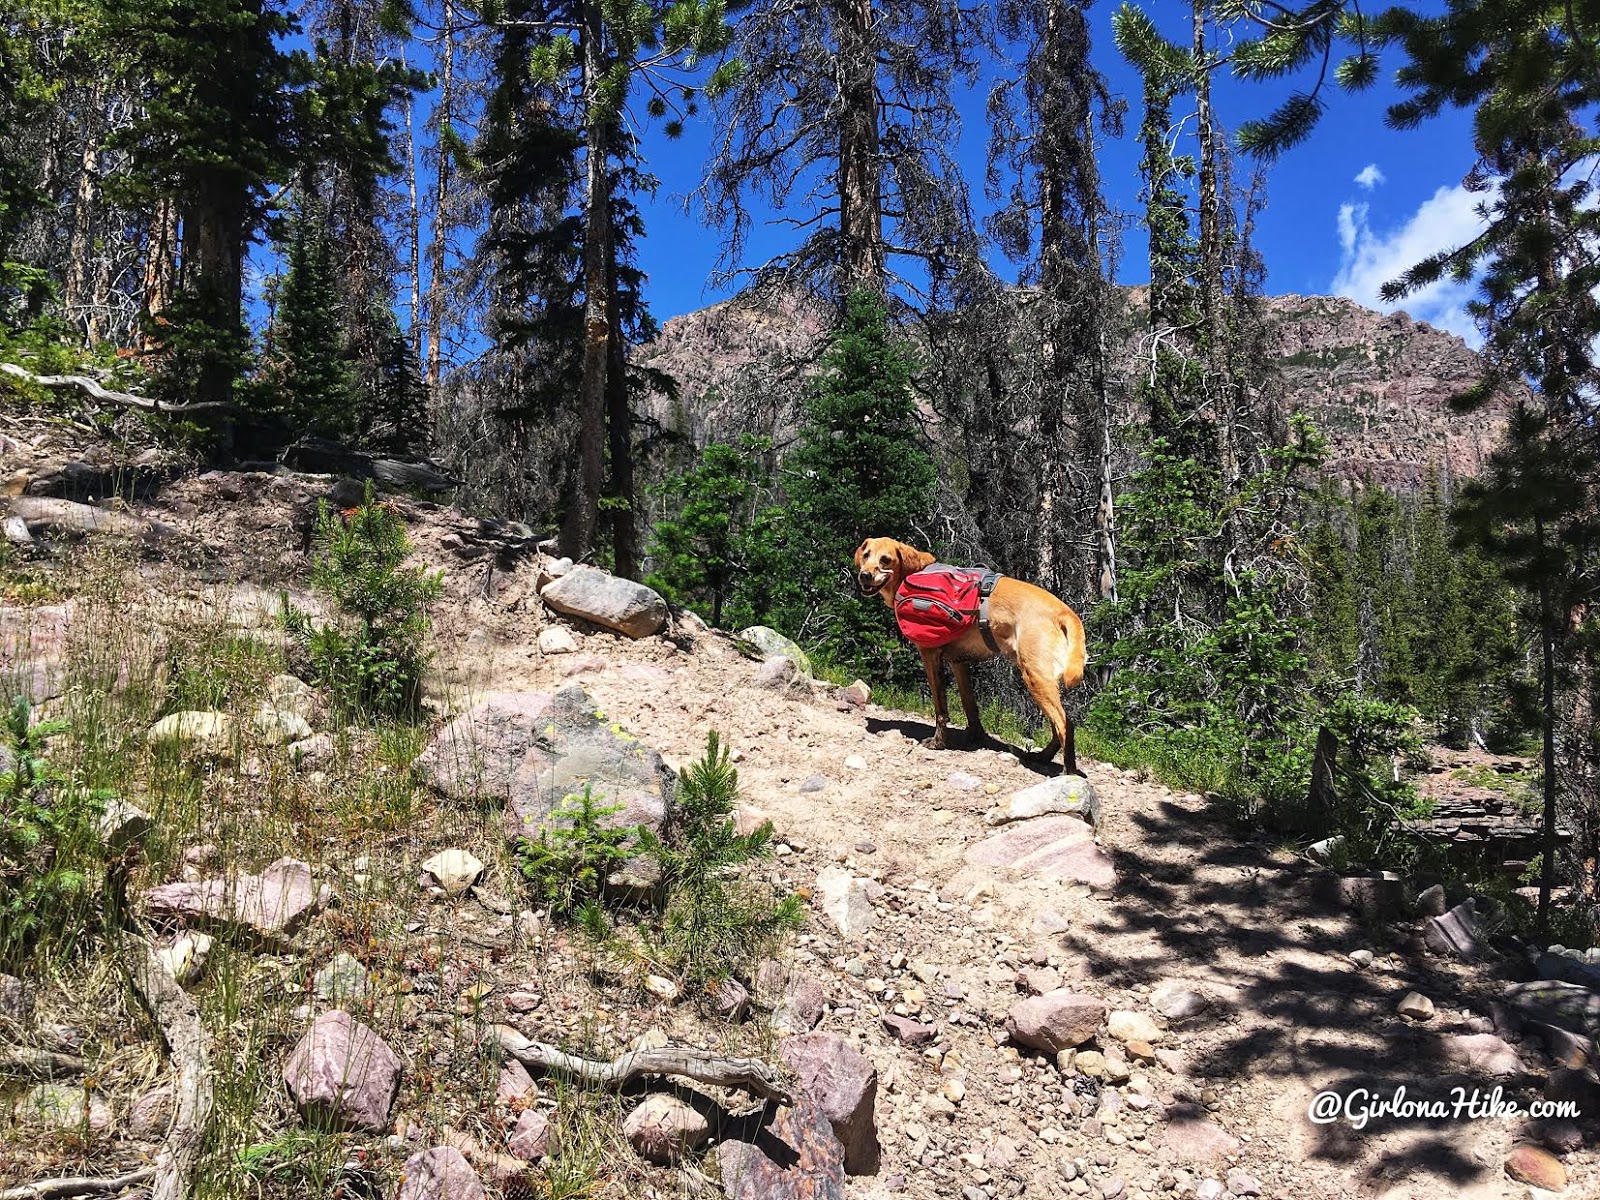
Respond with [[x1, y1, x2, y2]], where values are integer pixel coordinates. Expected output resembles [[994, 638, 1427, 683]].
[[896, 543, 936, 573]]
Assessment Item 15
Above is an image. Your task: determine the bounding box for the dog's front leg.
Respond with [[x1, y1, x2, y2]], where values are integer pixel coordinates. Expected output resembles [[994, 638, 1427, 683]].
[[919, 647, 949, 749]]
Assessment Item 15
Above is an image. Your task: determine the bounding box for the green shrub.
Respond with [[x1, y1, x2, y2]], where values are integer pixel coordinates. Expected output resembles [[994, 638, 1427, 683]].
[[285, 485, 442, 716], [641, 732, 803, 991], [516, 787, 642, 916], [0, 697, 109, 967]]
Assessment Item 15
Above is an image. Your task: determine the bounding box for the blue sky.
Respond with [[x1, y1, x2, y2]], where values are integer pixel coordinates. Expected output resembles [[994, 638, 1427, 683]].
[[623, 3, 1487, 342]]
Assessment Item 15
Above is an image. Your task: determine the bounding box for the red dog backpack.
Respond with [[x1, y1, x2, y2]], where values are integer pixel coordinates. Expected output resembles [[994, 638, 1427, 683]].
[[894, 565, 998, 648]]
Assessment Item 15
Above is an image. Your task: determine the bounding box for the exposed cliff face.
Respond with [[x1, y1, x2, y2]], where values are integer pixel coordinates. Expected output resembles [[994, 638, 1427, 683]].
[[634, 289, 1519, 488], [1254, 293, 1519, 488]]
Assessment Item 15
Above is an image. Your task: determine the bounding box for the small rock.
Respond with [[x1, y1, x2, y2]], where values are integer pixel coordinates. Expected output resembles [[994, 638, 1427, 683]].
[[756, 656, 801, 690], [1437, 1032, 1522, 1077], [1398, 992, 1436, 1022], [420, 848, 484, 898], [713, 978, 750, 1021], [816, 866, 875, 939], [289, 733, 335, 768], [779, 1032, 880, 1174], [1150, 982, 1210, 1023], [127, 1085, 174, 1138], [267, 674, 317, 721], [395, 1147, 485, 1200], [1195, 1182, 1225, 1200], [542, 567, 668, 639], [0, 973, 34, 1022], [1017, 966, 1062, 996], [1415, 883, 1448, 917], [1225, 1169, 1262, 1197], [1100, 1177, 1126, 1199], [14, 1084, 113, 1135], [1007, 990, 1108, 1055], [844, 754, 868, 771], [947, 771, 983, 791], [1108, 1010, 1165, 1045], [773, 973, 827, 1033], [985, 775, 1099, 829], [1071, 1050, 1106, 1079], [537, 626, 579, 655], [253, 701, 314, 745], [98, 797, 152, 851], [1349, 949, 1374, 970], [497, 1060, 537, 1106], [1504, 1143, 1566, 1191], [843, 680, 871, 706], [506, 1109, 552, 1160], [883, 1014, 937, 1045], [1424, 900, 1483, 960], [147, 710, 235, 758], [799, 775, 829, 794], [1540, 1118, 1584, 1154], [645, 974, 680, 1002], [283, 1010, 403, 1133], [313, 952, 370, 1003], [622, 1093, 710, 1164], [734, 626, 812, 674]]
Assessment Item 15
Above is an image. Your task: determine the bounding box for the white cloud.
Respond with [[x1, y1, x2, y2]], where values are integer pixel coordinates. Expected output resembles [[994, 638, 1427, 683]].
[[1331, 183, 1490, 345], [1354, 163, 1386, 190]]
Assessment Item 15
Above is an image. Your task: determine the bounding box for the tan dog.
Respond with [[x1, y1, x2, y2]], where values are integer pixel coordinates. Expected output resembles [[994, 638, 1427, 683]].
[[854, 537, 1087, 775]]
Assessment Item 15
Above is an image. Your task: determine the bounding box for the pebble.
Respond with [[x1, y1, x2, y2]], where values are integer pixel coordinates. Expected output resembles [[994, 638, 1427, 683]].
[[1397, 992, 1435, 1021]]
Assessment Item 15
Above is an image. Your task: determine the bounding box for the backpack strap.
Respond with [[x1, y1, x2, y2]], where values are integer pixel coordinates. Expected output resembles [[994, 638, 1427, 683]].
[[978, 571, 1001, 654]]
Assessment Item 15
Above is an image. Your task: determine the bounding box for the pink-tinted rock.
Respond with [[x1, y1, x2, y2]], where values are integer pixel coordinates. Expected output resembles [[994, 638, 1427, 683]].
[[0, 602, 72, 703], [1504, 1142, 1567, 1191], [283, 1010, 402, 1133], [395, 1146, 485, 1200], [506, 1109, 552, 1161], [778, 1033, 879, 1175], [1162, 1104, 1242, 1164], [1005, 990, 1107, 1055], [713, 977, 751, 1021], [497, 1059, 536, 1106], [144, 857, 331, 946], [621, 1093, 710, 1163], [716, 1095, 846, 1200], [965, 815, 1115, 888], [882, 1014, 937, 1045], [1436, 1032, 1524, 1077], [1017, 966, 1062, 996]]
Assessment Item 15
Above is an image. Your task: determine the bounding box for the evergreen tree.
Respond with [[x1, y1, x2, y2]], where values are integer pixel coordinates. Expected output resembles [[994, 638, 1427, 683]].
[[782, 291, 937, 686], [104, 0, 302, 415], [267, 196, 357, 438], [646, 435, 781, 629]]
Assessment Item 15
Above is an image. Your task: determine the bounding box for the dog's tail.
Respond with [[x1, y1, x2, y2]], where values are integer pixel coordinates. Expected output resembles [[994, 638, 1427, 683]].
[[1058, 606, 1087, 690]]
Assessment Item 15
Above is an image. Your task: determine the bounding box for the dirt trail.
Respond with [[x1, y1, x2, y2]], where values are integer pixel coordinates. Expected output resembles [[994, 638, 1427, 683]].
[[424, 579, 1585, 1200]]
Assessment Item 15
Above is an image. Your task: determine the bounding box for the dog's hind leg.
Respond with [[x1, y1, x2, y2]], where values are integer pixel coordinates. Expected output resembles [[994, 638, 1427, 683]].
[[952, 661, 986, 746], [1021, 664, 1082, 776], [920, 647, 950, 749]]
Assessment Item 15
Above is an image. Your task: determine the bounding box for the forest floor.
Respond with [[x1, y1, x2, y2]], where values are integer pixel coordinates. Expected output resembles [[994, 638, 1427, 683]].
[[0, 435, 1594, 1200]]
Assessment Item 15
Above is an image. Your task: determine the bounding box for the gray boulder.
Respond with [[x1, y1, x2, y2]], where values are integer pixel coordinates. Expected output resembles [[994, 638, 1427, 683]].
[[1425, 900, 1484, 960], [985, 775, 1099, 829], [1538, 951, 1600, 991], [735, 626, 812, 675], [541, 567, 667, 638], [1505, 979, 1600, 1038], [283, 1010, 402, 1133]]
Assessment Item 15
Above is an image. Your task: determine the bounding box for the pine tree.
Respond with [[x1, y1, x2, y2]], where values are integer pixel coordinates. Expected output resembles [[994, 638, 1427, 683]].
[[782, 291, 937, 686], [104, 0, 302, 415], [268, 195, 357, 438], [646, 436, 780, 629]]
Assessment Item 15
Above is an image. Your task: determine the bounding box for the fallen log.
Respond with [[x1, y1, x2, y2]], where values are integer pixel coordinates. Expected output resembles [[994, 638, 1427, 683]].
[[0, 1047, 84, 1080], [280, 436, 462, 495], [123, 931, 211, 1200], [494, 1024, 792, 1105], [0, 1169, 157, 1200], [4, 496, 176, 544], [0, 364, 236, 415]]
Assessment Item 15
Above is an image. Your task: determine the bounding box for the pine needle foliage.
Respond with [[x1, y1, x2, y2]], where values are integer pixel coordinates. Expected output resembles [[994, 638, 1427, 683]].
[[516, 786, 641, 916], [285, 484, 443, 717], [642, 732, 803, 993]]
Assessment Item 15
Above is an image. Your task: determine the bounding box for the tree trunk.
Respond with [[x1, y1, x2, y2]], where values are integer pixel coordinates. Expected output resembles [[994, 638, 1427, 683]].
[[1094, 329, 1118, 603], [63, 85, 104, 344], [561, 0, 611, 563], [605, 243, 637, 579], [425, 0, 455, 396], [180, 172, 245, 410], [836, 0, 884, 297], [404, 84, 422, 366], [1537, 523, 1558, 935], [140, 196, 179, 356]]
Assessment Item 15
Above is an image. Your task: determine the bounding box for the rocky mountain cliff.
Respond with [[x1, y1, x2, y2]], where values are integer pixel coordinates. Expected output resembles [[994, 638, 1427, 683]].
[[635, 289, 1520, 489]]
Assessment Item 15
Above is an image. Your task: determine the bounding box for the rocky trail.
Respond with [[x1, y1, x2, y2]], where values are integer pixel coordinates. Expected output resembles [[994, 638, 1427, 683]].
[[0, 464, 1597, 1200]]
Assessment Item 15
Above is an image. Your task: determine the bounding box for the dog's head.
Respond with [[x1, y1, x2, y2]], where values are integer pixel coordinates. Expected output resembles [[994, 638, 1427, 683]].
[[854, 537, 935, 598]]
